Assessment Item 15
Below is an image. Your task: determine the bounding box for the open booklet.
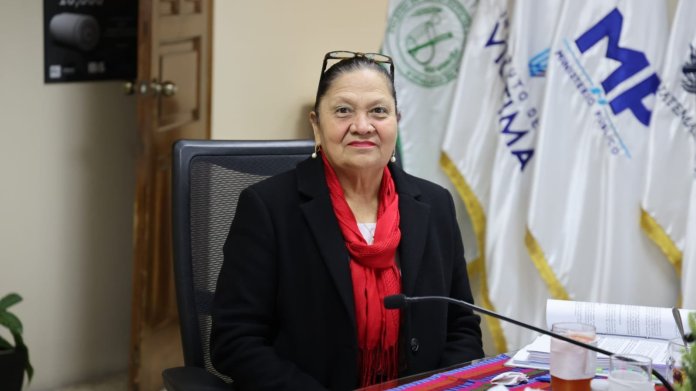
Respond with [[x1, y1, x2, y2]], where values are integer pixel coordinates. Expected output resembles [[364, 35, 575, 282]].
[[507, 299, 694, 374]]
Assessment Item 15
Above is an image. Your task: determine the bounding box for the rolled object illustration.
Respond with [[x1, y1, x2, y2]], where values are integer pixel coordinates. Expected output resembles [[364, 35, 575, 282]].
[[49, 13, 100, 51]]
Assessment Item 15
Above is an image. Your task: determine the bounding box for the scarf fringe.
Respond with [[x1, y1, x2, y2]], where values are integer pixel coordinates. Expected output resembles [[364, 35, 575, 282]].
[[359, 346, 399, 387]]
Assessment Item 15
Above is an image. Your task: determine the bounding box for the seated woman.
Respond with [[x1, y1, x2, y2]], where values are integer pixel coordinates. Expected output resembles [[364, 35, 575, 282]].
[[210, 50, 484, 390]]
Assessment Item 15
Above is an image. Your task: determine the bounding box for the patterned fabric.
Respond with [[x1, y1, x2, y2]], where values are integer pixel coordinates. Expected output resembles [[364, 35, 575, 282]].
[[388, 355, 549, 390], [387, 354, 669, 391]]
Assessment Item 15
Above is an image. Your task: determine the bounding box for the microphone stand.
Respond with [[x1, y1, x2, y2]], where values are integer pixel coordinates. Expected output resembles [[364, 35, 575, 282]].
[[386, 294, 674, 391]]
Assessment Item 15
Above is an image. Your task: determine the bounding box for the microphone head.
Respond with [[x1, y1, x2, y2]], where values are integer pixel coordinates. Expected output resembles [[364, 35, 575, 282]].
[[384, 294, 408, 309]]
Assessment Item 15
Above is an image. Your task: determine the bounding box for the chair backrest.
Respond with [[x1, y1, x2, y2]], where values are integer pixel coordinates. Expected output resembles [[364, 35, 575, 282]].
[[171, 139, 315, 378]]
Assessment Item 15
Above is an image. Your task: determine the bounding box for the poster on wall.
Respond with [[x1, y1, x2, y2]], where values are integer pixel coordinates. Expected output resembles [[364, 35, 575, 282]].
[[43, 0, 137, 83]]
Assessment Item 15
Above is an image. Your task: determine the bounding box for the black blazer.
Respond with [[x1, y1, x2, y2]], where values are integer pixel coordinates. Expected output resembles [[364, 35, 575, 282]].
[[210, 157, 483, 391]]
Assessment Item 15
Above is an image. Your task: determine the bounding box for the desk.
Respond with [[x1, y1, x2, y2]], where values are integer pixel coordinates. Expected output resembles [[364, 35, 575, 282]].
[[359, 354, 670, 390]]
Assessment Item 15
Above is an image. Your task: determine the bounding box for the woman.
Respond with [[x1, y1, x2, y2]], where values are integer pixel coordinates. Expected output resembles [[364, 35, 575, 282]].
[[210, 51, 484, 391]]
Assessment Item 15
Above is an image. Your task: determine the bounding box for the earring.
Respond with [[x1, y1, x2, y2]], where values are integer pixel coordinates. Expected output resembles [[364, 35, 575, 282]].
[[312, 144, 319, 159], [390, 150, 397, 163]]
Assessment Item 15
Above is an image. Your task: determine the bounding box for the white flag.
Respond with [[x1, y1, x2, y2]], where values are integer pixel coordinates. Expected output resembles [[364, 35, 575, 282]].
[[382, 0, 477, 185], [381, 0, 479, 282], [484, 0, 562, 350], [440, 0, 510, 353], [683, 183, 696, 309], [684, 184, 696, 310], [525, 0, 676, 305], [657, 0, 696, 310], [641, 0, 696, 300]]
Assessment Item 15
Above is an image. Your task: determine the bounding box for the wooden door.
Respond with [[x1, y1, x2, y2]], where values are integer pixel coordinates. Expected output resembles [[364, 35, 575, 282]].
[[130, 1, 212, 390]]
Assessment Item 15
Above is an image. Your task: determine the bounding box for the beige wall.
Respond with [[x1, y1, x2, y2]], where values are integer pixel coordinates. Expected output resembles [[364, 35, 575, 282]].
[[211, 0, 390, 140], [0, 2, 136, 389]]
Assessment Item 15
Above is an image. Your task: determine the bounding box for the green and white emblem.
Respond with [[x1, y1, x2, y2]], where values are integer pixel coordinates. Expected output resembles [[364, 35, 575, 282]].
[[384, 0, 473, 88]]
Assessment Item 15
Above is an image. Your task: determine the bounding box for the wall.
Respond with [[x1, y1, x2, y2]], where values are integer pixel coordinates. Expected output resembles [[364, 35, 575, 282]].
[[0, 2, 136, 389], [211, 0, 391, 140]]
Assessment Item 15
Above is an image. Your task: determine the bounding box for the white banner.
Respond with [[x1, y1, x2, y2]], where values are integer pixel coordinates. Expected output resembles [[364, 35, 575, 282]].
[[382, 0, 477, 185], [525, 0, 676, 305], [640, 0, 696, 304], [683, 185, 696, 309], [684, 185, 696, 309], [440, 0, 510, 352], [484, 0, 562, 350], [382, 0, 480, 268]]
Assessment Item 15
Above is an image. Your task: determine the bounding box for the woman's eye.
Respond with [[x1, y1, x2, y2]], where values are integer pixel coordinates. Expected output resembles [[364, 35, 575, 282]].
[[336, 107, 351, 115], [372, 107, 389, 115]]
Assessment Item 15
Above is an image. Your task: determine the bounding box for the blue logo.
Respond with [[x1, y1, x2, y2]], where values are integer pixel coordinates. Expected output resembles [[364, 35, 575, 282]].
[[575, 8, 660, 126], [528, 48, 549, 77]]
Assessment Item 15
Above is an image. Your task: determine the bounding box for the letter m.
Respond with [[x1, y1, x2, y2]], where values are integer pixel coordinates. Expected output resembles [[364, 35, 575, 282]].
[[574, 8, 660, 126]]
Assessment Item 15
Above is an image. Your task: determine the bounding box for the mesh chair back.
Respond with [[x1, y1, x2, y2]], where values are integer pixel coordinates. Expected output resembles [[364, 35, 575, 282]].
[[172, 139, 314, 379]]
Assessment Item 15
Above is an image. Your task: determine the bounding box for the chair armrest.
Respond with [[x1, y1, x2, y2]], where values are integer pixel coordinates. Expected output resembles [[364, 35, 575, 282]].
[[162, 366, 232, 391]]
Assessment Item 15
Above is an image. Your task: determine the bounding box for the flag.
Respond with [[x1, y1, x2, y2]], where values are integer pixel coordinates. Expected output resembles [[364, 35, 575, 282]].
[[525, 0, 676, 305], [381, 0, 479, 288], [440, 0, 511, 353], [483, 0, 562, 350], [683, 185, 696, 309], [684, 184, 696, 309], [640, 0, 696, 305], [382, 0, 477, 186]]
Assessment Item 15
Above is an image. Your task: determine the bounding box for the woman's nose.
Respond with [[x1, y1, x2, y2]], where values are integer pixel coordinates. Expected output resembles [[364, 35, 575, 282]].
[[351, 113, 374, 134]]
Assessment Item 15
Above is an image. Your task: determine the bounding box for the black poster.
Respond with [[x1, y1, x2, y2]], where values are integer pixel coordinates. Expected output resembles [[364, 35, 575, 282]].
[[43, 0, 137, 83]]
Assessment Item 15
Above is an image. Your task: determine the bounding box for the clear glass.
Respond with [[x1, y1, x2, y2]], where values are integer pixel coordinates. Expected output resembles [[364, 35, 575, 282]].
[[666, 337, 686, 386], [608, 354, 652, 391], [550, 322, 597, 391]]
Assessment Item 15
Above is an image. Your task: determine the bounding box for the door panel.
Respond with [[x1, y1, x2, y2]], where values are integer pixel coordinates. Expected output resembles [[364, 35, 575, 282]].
[[159, 43, 200, 127], [130, 1, 212, 390]]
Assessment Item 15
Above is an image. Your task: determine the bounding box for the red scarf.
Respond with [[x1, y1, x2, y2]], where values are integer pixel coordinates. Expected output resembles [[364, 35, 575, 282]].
[[321, 155, 402, 387]]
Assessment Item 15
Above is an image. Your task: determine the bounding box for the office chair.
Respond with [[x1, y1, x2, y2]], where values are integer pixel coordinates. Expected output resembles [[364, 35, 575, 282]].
[[163, 139, 315, 391]]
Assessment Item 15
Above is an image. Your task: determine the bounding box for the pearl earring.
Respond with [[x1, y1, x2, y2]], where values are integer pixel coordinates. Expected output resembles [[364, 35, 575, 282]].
[[312, 144, 319, 159], [390, 151, 397, 163]]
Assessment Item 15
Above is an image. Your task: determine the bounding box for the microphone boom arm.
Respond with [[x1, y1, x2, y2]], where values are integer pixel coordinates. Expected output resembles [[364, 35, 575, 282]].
[[408, 296, 614, 356]]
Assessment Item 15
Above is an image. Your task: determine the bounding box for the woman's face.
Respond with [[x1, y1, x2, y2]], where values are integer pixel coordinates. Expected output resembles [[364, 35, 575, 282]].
[[310, 68, 398, 176]]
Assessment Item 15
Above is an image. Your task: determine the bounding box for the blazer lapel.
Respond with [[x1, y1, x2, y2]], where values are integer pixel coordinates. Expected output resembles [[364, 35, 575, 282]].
[[296, 158, 356, 326], [391, 164, 430, 296]]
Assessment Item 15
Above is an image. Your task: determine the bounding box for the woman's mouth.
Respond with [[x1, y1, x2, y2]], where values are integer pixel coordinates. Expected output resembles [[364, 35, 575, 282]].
[[348, 141, 377, 148]]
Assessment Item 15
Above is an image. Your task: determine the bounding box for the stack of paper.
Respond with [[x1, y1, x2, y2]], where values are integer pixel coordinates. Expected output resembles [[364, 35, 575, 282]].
[[507, 334, 670, 372]]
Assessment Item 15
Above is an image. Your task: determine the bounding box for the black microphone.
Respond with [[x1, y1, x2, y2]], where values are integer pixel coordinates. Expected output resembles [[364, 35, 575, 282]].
[[384, 294, 674, 391]]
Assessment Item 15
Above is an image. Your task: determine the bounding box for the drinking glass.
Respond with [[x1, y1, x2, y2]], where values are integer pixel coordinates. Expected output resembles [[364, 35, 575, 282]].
[[666, 337, 686, 386], [608, 354, 653, 391], [550, 322, 597, 391]]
